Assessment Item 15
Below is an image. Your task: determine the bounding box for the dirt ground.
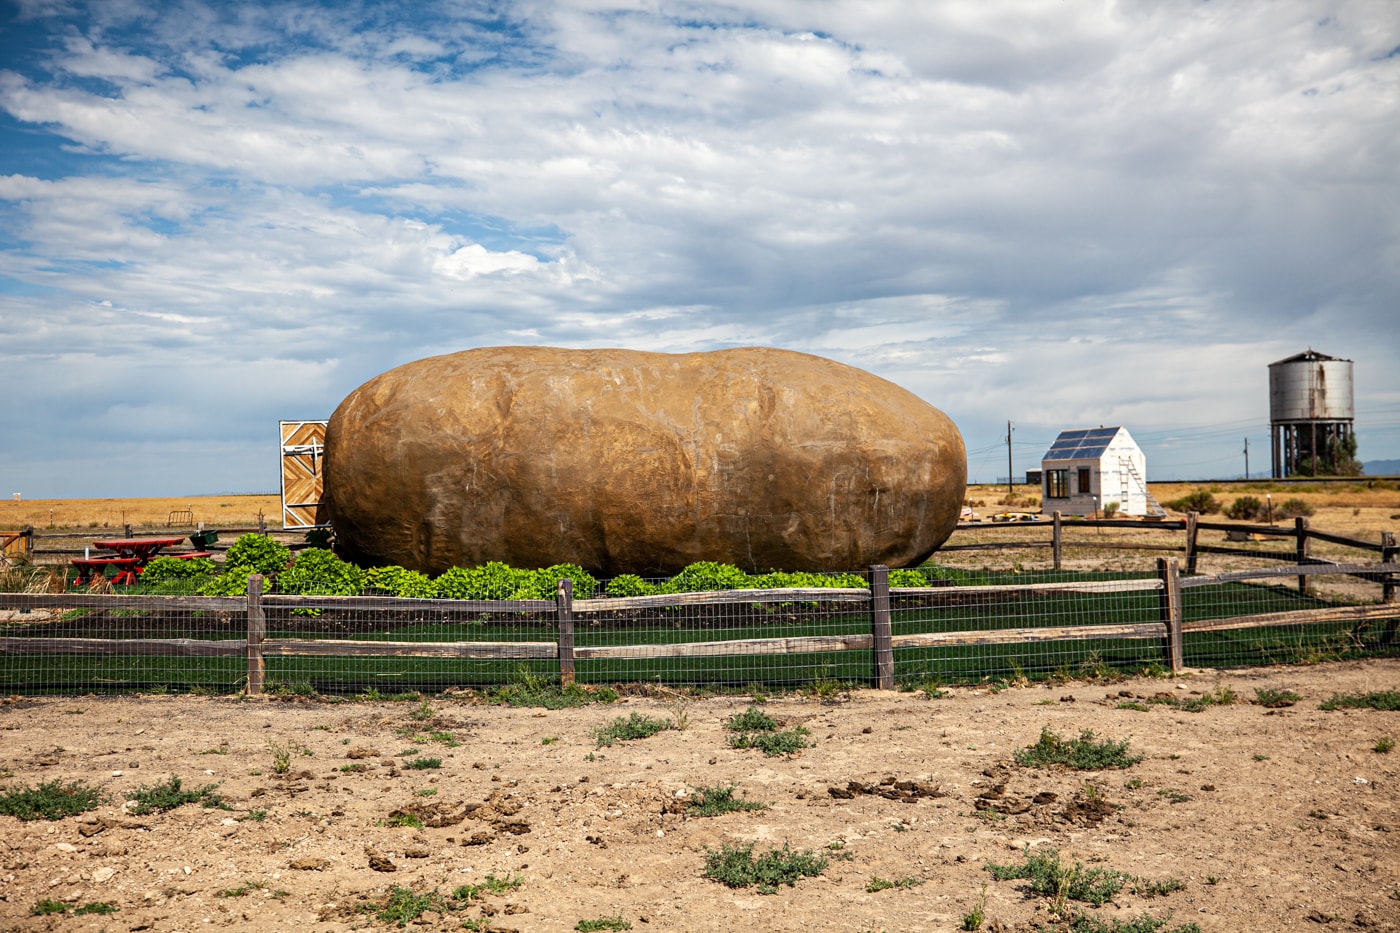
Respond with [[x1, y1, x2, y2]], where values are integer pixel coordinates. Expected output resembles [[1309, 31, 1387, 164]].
[[2, 660, 1397, 933]]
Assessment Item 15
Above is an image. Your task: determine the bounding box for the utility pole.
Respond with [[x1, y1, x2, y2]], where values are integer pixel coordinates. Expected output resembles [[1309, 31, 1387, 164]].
[[1006, 420, 1014, 496], [1243, 438, 1249, 480]]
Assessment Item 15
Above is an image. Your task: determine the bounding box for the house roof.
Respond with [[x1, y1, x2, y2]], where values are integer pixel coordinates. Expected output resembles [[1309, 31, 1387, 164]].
[[1042, 426, 1123, 462]]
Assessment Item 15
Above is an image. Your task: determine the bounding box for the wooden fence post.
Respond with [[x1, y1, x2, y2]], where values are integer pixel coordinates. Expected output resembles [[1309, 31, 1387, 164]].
[[869, 565, 894, 690], [1157, 557, 1183, 674], [1184, 512, 1199, 575], [1381, 531, 1396, 606], [557, 578, 575, 687], [246, 574, 265, 696], [1052, 511, 1063, 571], [1295, 517, 1310, 596]]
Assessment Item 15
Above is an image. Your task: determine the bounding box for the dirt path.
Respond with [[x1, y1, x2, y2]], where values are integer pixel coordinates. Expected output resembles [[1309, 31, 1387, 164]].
[[2, 660, 1398, 932]]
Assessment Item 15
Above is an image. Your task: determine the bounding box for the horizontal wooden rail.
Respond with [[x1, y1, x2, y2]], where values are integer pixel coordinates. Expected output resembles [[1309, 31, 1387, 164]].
[[573, 587, 869, 613], [891, 621, 1166, 649], [1184, 603, 1398, 633], [0, 636, 245, 657], [1179, 562, 1400, 588], [576, 633, 875, 660], [261, 638, 557, 659]]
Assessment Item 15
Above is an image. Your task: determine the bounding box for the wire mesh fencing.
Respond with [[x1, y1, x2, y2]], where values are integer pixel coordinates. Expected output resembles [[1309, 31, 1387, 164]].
[[1, 557, 1396, 696]]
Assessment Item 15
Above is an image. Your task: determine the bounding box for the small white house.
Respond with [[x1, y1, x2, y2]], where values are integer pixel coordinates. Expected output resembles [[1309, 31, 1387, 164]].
[[1039, 426, 1164, 518]]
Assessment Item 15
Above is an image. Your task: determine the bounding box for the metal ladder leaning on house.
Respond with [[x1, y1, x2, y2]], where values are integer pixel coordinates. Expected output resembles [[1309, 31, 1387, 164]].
[[1119, 457, 1168, 518]]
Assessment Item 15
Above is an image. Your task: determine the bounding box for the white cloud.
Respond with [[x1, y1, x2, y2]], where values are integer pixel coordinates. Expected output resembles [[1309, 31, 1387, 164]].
[[0, 0, 1397, 496]]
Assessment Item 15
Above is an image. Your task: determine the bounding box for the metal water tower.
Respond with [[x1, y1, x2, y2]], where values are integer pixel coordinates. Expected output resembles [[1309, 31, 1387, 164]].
[[1269, 350, 1354, 478]]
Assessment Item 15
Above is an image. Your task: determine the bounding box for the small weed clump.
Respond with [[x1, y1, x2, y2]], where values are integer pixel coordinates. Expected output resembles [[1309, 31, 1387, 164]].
[[404, 757, 442, 770], [1014, 728, 1143, 770], [1376, 736, 1395, 754], [1320, 691, 1400, 711], [687, 784, 768, 817], [724, 705, 811, 757], [593, 712, 675, 748], [962, 882, 988, 930], [453, 873, 522, 902], [575, 917, 632, 932], [126, 775, 226, 814], [0, 779, 104, 821], [867, 875, 923, 892], [492, 667, 619, 709], [373, 887, 451, 927], [703, 841, 828, 893], [986, 847, 1130, 908], [1253, 687, 1301, 708]]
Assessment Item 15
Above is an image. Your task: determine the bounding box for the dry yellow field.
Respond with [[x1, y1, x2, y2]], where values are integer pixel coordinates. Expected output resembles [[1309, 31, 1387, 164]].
[[0, 494, 281, 534]]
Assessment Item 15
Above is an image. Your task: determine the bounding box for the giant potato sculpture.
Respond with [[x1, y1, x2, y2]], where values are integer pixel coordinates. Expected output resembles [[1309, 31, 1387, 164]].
[[324, 346, 965, 577]]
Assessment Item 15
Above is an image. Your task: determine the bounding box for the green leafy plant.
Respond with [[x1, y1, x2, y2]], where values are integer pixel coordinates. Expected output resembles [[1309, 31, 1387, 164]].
[[278, 547, 366, 598], [139, 555, 217, 586], [405, 756, 442, 770], [1375, 736, 1395, 754], [267, 738, 306, 774], [687, 784, 768, 817], [723, 704, 811, 756], [222, 533, 291, 577], [365, 565, 437, 598], [197, 562, 259, 596], [593, 713, 674, 748], [604, 573, 655, 597], [703, 841, 828, 893], [1014, 728, 1143, 770], [126, 775, 225, 814], [0, 779, 104, 821]]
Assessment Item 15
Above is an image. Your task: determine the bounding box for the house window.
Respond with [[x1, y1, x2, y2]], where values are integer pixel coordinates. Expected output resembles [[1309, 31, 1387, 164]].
[[1046, 469, 1069, 499], [1077, 468, 1091, 494]]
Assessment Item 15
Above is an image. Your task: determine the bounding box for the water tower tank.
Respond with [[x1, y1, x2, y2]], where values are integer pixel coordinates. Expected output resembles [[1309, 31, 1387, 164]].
[[1268, 350, 1354, 478]]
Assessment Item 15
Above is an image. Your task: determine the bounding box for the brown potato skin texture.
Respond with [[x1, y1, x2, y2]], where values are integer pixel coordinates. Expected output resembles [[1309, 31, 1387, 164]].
[[324, 346, 966, 577]]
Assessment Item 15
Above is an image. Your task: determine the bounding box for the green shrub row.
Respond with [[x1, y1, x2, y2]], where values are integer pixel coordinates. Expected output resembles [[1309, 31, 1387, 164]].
[[140, 535, 935, 602]]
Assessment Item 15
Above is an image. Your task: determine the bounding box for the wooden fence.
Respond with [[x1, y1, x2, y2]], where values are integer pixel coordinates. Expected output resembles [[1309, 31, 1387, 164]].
[[950, 512, 1396, 589], [3, 561, 1396, 695]]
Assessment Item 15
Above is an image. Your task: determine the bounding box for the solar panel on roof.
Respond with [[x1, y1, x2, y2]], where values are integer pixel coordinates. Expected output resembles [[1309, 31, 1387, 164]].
[[1042, 427, 1121, 462]]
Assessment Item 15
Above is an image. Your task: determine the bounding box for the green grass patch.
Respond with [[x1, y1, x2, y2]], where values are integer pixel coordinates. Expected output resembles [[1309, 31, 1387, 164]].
[[593, 712, 675, 748], [1320, 690, 1400, 711], [404, 757, 442, 770], [0, 779, 104, 821], [31, 899, 70, 915], [686, 784, 768, 817], [1014, 728, 1143, 770], [703, 841, 828, 893], [126, 775, 226, 814]]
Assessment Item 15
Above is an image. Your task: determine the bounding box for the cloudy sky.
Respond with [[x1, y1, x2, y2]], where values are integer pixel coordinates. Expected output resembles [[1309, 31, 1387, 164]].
[[2, 0, 1397, 500]]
